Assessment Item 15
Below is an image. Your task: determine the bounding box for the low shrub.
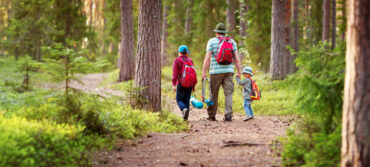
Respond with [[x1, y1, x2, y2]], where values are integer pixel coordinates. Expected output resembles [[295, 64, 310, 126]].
[[0, 114, 90, 167], [280, 117, 341, 167]]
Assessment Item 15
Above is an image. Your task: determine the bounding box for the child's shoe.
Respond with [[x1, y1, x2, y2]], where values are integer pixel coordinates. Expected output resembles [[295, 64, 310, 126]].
[[243, 116, 253, 121], [183, 108, 189, 121]]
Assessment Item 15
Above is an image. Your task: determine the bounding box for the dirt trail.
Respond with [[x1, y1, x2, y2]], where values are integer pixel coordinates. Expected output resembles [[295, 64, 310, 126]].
[[41, 73, 124, 97], [61, 73, 292, 167], [93, 107, 291, 167]]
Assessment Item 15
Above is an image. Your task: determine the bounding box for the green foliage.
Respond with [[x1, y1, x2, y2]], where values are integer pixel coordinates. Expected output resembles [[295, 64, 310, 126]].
[[281, 117, 341, 167], [293, 42, 345, 132], [0, 57, 188, 166], [4, 0, 92, 61], [16, 56, 39, 92], [165, 0, 227, 66], [305, 0, 323, 45], [244, 0, 272, 71], [41, 43, 95, 95], [4, 0, 54, 61], [0, 113, 91, 167], [102, 0, 138, 66], [0, 86, 187, 166], [281, 42, 345, 167]]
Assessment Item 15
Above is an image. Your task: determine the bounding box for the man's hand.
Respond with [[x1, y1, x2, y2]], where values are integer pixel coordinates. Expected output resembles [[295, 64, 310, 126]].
[[172, 86, 177, 92], [237, 73, 241, 79], [202, 72, 207, 79]]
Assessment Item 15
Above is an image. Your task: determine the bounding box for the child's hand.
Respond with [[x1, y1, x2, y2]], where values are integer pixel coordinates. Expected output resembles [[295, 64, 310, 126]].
[[172, 86, 177, 92]]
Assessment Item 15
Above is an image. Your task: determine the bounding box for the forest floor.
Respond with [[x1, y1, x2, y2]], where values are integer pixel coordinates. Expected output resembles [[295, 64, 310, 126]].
[[63, 73, 293, 167]]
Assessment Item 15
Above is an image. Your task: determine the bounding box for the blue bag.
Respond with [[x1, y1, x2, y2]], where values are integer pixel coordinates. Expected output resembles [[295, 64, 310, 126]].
[[191, 96, 203, 109]]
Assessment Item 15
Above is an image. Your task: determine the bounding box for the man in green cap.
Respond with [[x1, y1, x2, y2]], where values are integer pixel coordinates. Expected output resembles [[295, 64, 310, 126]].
[[201, 23, 242, 122]]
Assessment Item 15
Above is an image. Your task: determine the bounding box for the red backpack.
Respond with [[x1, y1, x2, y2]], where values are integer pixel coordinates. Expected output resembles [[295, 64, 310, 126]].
[[216, 37, 235, 65], [178, 57, 197, 88]]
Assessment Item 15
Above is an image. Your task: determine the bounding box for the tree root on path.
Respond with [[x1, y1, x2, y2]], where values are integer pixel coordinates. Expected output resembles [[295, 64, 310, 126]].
[[222, 140, 264, 148]]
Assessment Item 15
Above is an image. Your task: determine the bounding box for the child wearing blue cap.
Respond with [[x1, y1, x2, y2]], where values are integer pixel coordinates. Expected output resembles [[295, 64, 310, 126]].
[[235, 66, 254, 121], [172, 45, 197, 121]]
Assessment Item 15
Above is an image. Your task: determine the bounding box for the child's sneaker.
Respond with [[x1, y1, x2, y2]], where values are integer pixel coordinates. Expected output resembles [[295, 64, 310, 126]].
[[243, 116, 253, 121], [183, 108, 189, 121]]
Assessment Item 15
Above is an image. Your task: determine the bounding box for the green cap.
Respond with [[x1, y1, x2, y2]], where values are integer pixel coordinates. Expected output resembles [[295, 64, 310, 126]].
[[213, 23, 227, 34]]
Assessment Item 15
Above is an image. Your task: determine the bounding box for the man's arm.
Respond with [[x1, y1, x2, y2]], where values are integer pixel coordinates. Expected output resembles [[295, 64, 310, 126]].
[[202, 51, 212, 79], [234, 51, 242, 79]]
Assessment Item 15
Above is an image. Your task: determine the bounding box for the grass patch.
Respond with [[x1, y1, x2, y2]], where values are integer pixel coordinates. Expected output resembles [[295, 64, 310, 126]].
[[0, 57, 188, 167]]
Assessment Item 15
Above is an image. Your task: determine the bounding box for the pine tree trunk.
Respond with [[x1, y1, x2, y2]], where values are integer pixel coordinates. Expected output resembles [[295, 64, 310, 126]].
[[341, 0, 346, 41], [184, 0, 193, 35], [135, 0, 162, 112], [118, 0, 135, 82], [322, 0, 330, 41], [331, 0, 336, 50], [270, 0, 289, 80], [341, 0, 370, 166], [284, 0, 291, 75], [161, 5, 169, 66], [239, 0, 247, 61], [226, 0, 237, 38], [304, 0, 311, 41], [290, 0, 299, 73], [239, 0, 247, 46]]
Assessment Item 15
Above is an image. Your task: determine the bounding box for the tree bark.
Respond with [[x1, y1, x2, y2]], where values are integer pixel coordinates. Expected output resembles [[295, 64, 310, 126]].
[[161, 4, 169, 66], [341, 0, 370, 166], [135, 0, 162, 112], [341, 0, 346, 41], [184, 0, 193, 35], [322, 0, 330, 41], [331, 0, 336, 50], [226, 0, 237, 38], [239, 0, 247, 46], [284, 0, 291, 75], [290, 0, 298, 73], [118, 0, 135, 82], [270, 0, 289, 80], [239, 0, 248, 61]]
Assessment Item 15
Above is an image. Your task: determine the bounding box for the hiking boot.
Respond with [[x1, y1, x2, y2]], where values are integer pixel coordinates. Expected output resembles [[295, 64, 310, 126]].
[[243, 116, 252, 121], [206, 116, 216, 121], [224, 116, 232, 122], [183, 108, 189, 121]]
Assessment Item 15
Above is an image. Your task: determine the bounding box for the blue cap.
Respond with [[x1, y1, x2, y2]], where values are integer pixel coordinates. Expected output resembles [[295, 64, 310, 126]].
[[242, 66, 254, 76], [178, 45, 190, 53]]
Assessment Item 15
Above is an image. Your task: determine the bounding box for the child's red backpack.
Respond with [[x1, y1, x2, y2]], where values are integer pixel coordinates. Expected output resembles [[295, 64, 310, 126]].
[[249, 78, 261, 100], [179, 57, 197, 88], [216, 37, 235, 65]]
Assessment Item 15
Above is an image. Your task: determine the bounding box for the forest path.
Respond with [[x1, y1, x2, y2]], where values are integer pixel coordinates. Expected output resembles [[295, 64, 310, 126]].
[[68, 73, 292, 167], [41, 73, 124, 97]]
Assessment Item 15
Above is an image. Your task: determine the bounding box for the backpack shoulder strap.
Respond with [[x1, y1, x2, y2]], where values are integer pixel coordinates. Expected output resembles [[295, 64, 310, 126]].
[[249, 78, 254, 88], [217, 37, 226, 44]]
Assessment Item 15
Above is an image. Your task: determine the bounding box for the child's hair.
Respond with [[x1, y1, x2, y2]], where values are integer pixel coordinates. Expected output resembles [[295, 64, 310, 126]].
[[180, 52, 187, 55]]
